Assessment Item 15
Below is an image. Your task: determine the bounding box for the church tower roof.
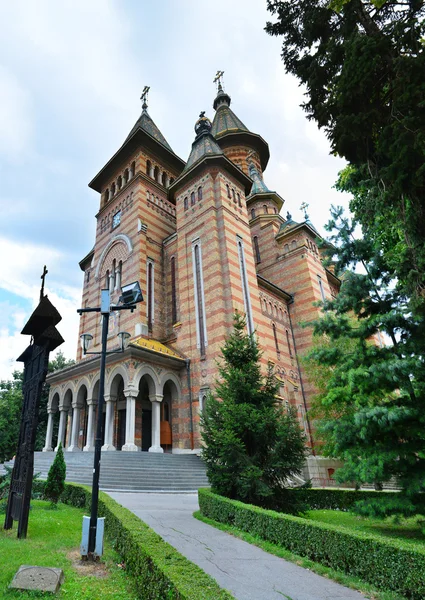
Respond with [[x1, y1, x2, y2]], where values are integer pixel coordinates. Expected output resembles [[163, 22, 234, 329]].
[[124, 96, 173, 151], [210, 78, 270, 171], [182, 112, 223, 173]]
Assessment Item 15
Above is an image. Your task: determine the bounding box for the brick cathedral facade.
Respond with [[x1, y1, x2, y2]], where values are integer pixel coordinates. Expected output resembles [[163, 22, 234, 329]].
[[45, 82, 341, 483]]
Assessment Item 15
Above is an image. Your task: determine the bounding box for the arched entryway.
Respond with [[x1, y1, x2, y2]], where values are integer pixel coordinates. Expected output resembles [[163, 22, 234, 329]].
[[138, 374, 156, 451], [161, 379, 179, 452]]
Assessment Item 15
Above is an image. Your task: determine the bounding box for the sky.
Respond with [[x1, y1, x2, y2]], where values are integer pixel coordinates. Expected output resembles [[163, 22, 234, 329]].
[[0, 0, 350, 380]]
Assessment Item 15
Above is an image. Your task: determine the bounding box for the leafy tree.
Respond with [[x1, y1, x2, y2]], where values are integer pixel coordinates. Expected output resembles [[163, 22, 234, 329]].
[[0, 371, 23, 463], [266, 0, 425, 306], [201, 313, 307, 510], [44, 442, 66, 506], [305, 206, 425, 518]]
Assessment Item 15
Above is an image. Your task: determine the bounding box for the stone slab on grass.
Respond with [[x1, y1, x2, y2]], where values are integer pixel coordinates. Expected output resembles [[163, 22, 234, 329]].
[[9, 565, 64, 593]]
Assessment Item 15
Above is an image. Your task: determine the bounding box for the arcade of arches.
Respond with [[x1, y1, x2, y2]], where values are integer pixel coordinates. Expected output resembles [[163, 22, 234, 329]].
[[43, 363, 181, 454]]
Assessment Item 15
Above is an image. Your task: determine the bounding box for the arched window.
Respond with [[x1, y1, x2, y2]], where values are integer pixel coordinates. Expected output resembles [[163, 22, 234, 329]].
[[237, 193, 242, 207], [193, 243, 207, 356], [284, 244, 289, 252], [232, 189, 236, 203], [198, 186, 203, 201], [131, 161, 136, 178], [273, 323, 280, 354], [105, 269, 109, 289], [251, 208, 256, 219], [162, 172, 167, 187], [104, 189, 110, 203], [171, 256, 177, 324], [263, 204, 268, 214], [124, 169, 129, 184], [286, 329, 293, 357], [226, 184, 231, 199], [292, 240, 297, 249], [154, 166, 160, 182], [146, 160, 151, 176], [184, 196, 188, 210], [117, 175, 122, 190], [253, 236, 261, 264], [111, 259, 116, 290], [237, 236, 254, 335], [147, 260, 154, 331], [273, 206, 277, 214], [191, 191, 195, 205], [111, 182, 116, 196]]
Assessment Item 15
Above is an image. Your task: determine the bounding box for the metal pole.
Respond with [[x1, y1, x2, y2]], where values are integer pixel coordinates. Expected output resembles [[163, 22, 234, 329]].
[[88, 300, 109, 555]]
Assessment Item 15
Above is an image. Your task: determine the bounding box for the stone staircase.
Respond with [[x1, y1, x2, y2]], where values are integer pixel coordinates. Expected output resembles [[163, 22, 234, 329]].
[[3, 451, 210, 492]]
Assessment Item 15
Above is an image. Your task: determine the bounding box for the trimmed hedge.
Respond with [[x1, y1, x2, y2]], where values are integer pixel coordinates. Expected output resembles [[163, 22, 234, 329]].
[[32, 481, 233, 600], [199, 488, 425, 600], [284, 487, 425, 512]]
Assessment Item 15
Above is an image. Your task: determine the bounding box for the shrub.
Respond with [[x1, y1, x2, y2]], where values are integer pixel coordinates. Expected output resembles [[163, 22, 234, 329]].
[[199, 488, 425, 600], [44, 443, 66, 505]]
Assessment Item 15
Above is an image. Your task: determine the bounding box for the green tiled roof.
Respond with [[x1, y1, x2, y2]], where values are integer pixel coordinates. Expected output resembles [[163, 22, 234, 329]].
[[183, 132, 223, 173], [247, 163, 270, 196], [211, 104, 249, 138], [125, 108, 173, 152]]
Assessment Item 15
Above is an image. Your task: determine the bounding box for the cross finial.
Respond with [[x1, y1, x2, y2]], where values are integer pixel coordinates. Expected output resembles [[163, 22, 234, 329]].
[[141, 85, 150, 110], [213, 70, 225, 90], [300, 202, 309, 220], [40, 265, 48, 300]]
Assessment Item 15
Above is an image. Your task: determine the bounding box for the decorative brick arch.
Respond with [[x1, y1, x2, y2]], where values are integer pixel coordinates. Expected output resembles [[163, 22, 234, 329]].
[[94, 234, 133, 280], [132, 364, 160, 396], [106, 364, 130, 395], [158, 371, 182, 396]]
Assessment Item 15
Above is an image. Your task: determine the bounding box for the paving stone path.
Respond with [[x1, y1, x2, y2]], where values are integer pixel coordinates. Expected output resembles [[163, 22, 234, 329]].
[[108, 492, 366, 600]]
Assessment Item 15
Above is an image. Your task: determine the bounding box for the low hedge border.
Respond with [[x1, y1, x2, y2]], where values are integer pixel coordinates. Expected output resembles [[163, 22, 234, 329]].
[[199, 488, 425, 600], [283, 487, 425, 513], [31, 481, 233, 600]]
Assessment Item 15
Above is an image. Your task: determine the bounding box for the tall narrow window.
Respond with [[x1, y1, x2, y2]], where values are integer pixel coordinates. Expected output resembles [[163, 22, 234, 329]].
[[253, 236, 261, 264], [273, 323, 280, 355], [104, 189, 110, 203], [147, 259, 154, 331], [226, 184, 231, 199], [237, 236, 254, 335], [286, 329, 293, 357], [318, 275, 326, 301], [162, 172, 167, 186], [251, 208, 256, 219], [146, 160, 151, 176], [111, 182, 116, 196], [237, 193, 242, 207], [263, 204, 268, 214], [232, 188, 236, 203], [198, 186, 202, 201], [171, 256, 177, 324], [192, 241, 207, 356], [105, 269, 109, 289], [191, 191, 195, 205], [131, 161, 136, 177], [184, 196, 188, 210], [154, 166, 159, 182]]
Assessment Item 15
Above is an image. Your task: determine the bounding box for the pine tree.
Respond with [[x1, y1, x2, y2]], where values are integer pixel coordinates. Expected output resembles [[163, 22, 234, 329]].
[[44, 442, 66, 506], [201, 313, 307, 510], [305, 206, 425, 519]]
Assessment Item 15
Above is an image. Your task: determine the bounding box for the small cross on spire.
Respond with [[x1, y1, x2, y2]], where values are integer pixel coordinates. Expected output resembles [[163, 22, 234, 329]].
[[213, 70, 225, 91], [40, 265, 48, 300], [141, 85, 150, 110], [300, 202, 309, 220]]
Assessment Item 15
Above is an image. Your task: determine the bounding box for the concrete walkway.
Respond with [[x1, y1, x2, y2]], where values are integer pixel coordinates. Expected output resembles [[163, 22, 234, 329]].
[[108, 492, 366, 600]]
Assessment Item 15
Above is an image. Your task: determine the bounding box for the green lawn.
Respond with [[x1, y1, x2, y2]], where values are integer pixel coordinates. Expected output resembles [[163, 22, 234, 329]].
[[305, 509, 425, 549], [0, 500, 138, 599]]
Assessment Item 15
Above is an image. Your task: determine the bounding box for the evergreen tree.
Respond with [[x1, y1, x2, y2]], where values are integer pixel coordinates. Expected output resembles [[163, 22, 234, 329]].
[[0, 371, 23, 463], [44, 442, 66, 506], [305, 206, 425, 518], [201, 313, 307, 509], [266, 1, 425, 307]]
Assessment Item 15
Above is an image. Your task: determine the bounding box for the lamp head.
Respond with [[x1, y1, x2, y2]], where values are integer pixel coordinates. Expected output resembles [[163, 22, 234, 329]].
[[117, 331, 131, 352], [120, 281, 143, 305], [80, 333, 93, 354]]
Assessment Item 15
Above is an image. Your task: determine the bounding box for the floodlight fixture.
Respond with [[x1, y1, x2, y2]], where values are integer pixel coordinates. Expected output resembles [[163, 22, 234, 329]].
[[80, 333, 93, 355], [120, 281, 143, 305], [117, 331, 131, 352]]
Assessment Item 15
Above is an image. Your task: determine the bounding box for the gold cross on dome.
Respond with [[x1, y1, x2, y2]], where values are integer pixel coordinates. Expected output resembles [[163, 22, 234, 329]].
[[140, 86, 150, 106], [300, 202, 309, 220], [40, 265, 48, 300], [213, 70, 224, 88]]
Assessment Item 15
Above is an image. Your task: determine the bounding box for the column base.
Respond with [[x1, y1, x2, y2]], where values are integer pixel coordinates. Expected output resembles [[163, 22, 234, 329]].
[[42, 446, 53, 452], [83, 445, 95, 452], [148, 445, 164, 454], [67, 445, 82, 452], [101, 444, 116, 451], [122, 443, 139, 452]]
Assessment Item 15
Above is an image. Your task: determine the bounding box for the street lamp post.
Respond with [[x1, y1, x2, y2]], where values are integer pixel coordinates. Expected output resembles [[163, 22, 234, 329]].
[[77, 282, 143, 558]]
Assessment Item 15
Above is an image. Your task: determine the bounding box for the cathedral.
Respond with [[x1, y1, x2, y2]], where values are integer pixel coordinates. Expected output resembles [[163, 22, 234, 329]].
[[44, 78, 340, 483]]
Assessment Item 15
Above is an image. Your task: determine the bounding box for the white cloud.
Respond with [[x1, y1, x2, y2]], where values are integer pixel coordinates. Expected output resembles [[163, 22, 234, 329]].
[[0, 66, 33, 160]]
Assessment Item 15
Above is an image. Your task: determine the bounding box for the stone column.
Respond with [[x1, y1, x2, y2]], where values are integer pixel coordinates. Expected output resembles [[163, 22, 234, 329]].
[[115, 266, 121, 291], [109, 272, 114, 294], [149, 394, 163, 453], [56, 408, 66, 451], [67, 402, 81, 452], [83, 398, 96, 451], [122, 388, 138, 451], [149, 165, 154, 178], [43, 410, 55, 452], [102, 394, 116, 451]]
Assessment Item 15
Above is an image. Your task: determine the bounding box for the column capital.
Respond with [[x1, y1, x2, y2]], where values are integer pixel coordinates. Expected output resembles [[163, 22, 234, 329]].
[[149, 394, 163, 403], [87, 397, 98, 406], [103, 394, 117, 403], [47, 407, 56, 415], [124, 387, 138, 399]]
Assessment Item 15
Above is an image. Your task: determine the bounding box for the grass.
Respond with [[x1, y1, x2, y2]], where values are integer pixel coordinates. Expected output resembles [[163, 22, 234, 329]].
[[194, 510, 407, 600], [0, 500, 139, 599], [305, 509, 425, 549]]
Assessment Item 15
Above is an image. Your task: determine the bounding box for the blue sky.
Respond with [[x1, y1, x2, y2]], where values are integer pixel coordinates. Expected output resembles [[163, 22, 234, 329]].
[[0, 0, 349, 379]]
